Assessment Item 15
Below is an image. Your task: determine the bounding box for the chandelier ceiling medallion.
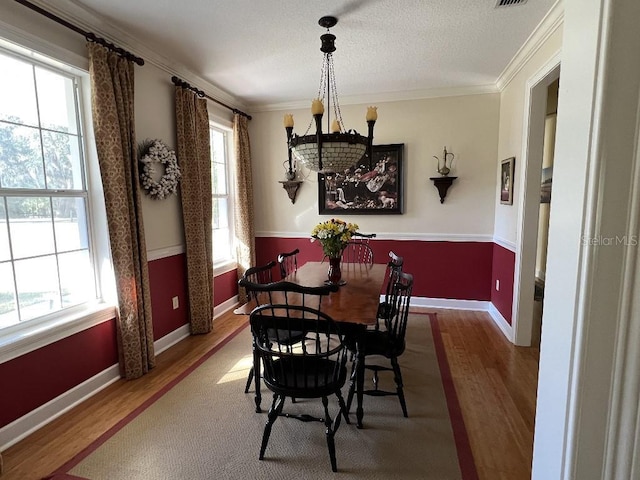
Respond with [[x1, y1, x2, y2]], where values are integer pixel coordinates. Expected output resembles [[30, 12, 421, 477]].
[[283, 16, 377, 176]]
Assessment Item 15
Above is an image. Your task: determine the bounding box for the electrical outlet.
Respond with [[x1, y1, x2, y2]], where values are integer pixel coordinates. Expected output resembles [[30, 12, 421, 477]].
[[496, 280, 500, 291], [172, 296, 179, 309]]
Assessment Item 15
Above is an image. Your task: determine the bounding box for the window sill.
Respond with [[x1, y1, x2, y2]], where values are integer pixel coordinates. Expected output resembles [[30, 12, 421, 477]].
[[0, 303, 117, 365], [214, 260, 237, 277]]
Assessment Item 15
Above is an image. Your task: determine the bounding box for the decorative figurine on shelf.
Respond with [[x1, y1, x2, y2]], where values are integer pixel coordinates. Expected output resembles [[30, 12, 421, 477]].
[[282, 159, 297, 181], [434, 146, 454, 176]]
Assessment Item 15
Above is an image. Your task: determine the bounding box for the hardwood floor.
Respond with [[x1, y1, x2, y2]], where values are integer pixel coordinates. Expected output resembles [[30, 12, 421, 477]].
[[434, 308, 540, 480], [0, 308, 539, 480]]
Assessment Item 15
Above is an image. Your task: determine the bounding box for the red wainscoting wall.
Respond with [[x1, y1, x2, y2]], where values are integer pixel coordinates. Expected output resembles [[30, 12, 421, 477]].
[[148, 254, 190, 340], [0, 242, 514, 432], [214, 269, 239, 306], [256, 237, 493, 301], [491, 243, 516, 324], [1, 253, 240, 430], [0, 319, 118, 428]]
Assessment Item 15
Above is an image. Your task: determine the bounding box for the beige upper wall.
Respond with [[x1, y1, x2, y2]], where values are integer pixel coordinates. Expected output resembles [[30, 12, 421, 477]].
[[4, 0, 545, 248], [134, 64, 184, 252], [134, 67, 234, 251], [249, 94, 500, 238], [493, 25, 564, 245]]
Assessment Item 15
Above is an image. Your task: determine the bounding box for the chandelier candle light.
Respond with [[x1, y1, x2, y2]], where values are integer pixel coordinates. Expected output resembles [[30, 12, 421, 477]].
[[284, 16, 378, 174]]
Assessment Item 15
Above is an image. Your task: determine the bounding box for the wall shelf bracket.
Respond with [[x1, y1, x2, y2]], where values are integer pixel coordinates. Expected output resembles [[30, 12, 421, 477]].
[[279, 180, 303, 204], [429, 176, 457, 203]]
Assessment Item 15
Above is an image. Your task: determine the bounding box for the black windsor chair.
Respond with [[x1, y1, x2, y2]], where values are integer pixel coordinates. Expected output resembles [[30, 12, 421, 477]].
[[351, 231, 377, 244], [277, 248, 299, 279], [346, 270, 414, 418], [374, 251, 404, 331], [239, 261, 277, 400], [249, 288, 349, 472], [238, 278, 338, 413], [340, 241, 375, 265]]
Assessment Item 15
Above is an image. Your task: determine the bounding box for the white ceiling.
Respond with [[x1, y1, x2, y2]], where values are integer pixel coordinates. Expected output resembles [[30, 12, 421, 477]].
[[60, 0, 557, 109]]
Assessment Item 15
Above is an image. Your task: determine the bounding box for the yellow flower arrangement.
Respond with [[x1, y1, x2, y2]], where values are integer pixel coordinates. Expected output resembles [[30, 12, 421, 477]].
[[311, 218, 359, 258]]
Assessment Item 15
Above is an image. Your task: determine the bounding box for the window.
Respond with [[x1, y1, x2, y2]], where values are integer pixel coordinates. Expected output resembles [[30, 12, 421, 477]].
[[210, 124, 235, 270], [0, 47, 104, 335]]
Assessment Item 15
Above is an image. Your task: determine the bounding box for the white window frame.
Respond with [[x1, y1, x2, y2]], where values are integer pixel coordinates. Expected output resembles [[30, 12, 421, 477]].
[[0, 37, 116, 364], [210, 119, 236, 276]]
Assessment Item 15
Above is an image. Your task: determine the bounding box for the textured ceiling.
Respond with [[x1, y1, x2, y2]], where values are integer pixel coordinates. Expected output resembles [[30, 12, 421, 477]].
[[62, 0, 557, 108]]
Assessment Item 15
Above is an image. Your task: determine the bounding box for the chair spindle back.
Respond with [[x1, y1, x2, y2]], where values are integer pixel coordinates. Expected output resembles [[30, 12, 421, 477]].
[[277, 248, 300, 279]]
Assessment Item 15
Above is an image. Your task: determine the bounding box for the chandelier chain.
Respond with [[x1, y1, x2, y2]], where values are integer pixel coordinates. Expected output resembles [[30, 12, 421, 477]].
[[328, 55, 345, 131]]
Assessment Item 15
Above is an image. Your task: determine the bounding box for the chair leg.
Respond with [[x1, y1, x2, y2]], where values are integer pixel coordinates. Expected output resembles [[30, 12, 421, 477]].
[[244, 366, 254, 394], [253, 349, 262, 413], [391, 356, 408, 417], [246, 338, 257, 394], [259, 394, 285, 460], [335, 389, 350, 425], [346, 355, 358, 413], [322, 396, 338, 472]]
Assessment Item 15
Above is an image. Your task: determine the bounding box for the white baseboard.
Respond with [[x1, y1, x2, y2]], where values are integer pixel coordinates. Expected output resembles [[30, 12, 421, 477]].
[[487, 303, 514, 342], [154, 324, 190, 355], [411, 297, 494, 311], [0, 364, 120, 451], [214, 295, 239, 319], [410, 296, 514, 342]]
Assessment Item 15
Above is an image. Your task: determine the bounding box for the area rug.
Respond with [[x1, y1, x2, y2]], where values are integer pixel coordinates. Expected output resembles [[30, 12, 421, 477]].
[[48, 313, 478, 479]]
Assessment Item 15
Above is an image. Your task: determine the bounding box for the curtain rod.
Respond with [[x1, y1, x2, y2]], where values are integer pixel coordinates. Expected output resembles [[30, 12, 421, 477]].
[[13, 0, 145, 65], [171, 76, 252, 120]]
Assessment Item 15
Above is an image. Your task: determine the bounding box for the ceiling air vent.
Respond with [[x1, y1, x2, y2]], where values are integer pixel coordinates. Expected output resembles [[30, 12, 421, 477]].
[[496, 0, 528, 7]]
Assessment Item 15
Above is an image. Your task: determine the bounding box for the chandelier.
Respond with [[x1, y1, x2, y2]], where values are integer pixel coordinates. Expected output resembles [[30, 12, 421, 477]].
[[283, 16, 377, 176]]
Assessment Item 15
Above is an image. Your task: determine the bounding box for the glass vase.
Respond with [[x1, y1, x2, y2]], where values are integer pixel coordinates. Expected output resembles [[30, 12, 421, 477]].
[[327, 256, 342, 285]]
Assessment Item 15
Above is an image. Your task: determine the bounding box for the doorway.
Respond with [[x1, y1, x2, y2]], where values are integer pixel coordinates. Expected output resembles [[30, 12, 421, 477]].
[[511, 56, 560, 347], [531, 79, 559, 347]]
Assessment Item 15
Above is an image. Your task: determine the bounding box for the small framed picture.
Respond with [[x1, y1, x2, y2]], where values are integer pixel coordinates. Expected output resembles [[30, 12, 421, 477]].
[[500, 157, 515, 205]]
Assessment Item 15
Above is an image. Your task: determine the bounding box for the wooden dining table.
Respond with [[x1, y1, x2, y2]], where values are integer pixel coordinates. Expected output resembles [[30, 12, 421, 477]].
[[234, 261, 387, 428]]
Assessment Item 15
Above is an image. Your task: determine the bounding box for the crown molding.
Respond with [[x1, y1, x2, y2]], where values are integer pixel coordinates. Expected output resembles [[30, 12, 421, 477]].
[[0, 18, 88, 70], [23, 0, 248, 112], [15, 0, 561, 115], [250, 84, 499, 112], [495, 0, 564, 92]]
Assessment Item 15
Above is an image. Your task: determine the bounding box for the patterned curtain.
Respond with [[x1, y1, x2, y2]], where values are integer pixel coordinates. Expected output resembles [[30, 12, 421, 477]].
[[233, 113, 256, 303], [87, 43, 155, 379], [175, 88, 214, 334]]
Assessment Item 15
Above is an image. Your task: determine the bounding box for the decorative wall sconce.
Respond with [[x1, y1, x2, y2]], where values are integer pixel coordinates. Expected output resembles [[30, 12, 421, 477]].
[[430, 147, 457, 203], [430, 175, 457, 203], [279, 115, 303, 204]]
